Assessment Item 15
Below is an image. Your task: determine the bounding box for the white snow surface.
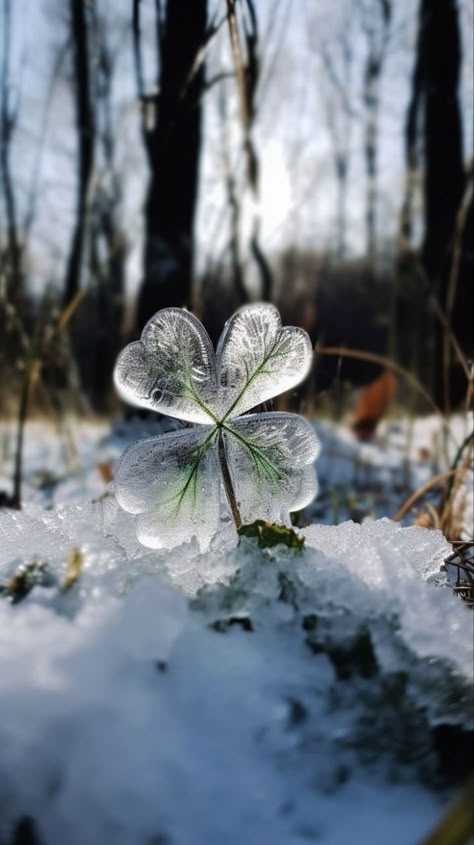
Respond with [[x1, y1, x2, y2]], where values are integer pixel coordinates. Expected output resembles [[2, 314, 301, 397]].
[[0, 492, 472, 845]]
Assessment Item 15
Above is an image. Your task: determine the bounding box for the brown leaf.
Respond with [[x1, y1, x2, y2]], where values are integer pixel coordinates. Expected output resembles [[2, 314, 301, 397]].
[[97, 461, 113, 484], [351, 371, 396, 441], [417, 447, 431, 462], [415, 512, 432, 529], [414, 504, 441, 529], [62, 547, 84, 593]]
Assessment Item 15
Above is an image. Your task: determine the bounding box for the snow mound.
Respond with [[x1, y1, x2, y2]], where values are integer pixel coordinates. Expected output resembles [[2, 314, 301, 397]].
[[0, 504, 472, 845]]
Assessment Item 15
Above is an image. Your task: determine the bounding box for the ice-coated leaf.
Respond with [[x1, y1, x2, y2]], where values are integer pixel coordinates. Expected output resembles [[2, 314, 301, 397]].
[[114, 308, 219, 424], [222, 412, 319, 524], [114, 426, 220, 549], [113, 305, 320, 550], [217, 304, 313, 419]]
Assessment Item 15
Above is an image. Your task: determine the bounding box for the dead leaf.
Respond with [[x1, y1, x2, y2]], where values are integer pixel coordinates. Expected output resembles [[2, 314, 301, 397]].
[[414, 504, 440, 530], [417, 447, 431, 462], [62, 547, 83, 592], [351, 371, 396, 441], [97, 461, 113, 484]]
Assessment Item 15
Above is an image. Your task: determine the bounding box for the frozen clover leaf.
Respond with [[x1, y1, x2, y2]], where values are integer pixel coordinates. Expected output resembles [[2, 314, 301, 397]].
[[113, 304, 320, 549]]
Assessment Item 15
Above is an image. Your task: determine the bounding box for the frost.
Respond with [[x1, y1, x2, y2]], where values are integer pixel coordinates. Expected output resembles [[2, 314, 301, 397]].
[[113, 304, 319, 549], [0, 504, 472, 845]]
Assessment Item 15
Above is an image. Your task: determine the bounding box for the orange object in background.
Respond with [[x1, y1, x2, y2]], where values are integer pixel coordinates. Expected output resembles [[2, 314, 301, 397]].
[[351, 371, 397, 441]]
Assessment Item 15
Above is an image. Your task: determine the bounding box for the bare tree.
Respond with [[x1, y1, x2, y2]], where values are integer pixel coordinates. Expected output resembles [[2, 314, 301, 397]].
[[63, 0, 95, 307], [0, 0, 22, 307], [133, 0, 208, 330], [402, 0, 470, 407], [225, 0, 272, 300], [319, 14, 355, 260], [358, 0, 392, 264], [219, 85, 247, 305], [79, 6, 127, 409]]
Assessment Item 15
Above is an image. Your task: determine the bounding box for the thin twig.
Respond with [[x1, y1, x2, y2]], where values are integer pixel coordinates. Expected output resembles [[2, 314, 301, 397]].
[[226, 0, 251, 132], [443, 431, 473, 510], [429, 294, 471, 383]]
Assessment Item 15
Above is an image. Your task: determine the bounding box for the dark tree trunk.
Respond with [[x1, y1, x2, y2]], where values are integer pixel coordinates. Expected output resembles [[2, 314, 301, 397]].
[[63, 0, 95, 307], [399, 13, 424, 244], [72, 5, 126, 411], [401, 0, 470, 408], [0, 0, 22, 308], [421, 0, 469, 408], [421, 0, 464, 283], [135, 0, 207, 330]]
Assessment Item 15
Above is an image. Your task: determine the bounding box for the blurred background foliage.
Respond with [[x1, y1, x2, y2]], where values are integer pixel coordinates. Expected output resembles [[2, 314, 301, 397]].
[[0, 0, 472, 417]]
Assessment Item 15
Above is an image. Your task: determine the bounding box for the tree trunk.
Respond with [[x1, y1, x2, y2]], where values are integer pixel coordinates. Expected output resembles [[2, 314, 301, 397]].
[[400, 0, 470, 408], [361, 0, 391, 266], [420, 0, 468, 407], [136, 0, 207, 330], [0, 0, 22, 308], [421, 1, 464, 283], [63, 0, 95, 307]]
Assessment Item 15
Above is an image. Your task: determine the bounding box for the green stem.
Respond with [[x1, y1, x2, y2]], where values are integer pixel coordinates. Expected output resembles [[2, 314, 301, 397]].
[[218, 432, 242, 529]]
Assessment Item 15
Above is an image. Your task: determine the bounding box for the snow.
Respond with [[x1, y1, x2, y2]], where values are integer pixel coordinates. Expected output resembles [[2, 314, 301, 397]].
[[308, 414, 473, 533], [0, 485, 472, 845]]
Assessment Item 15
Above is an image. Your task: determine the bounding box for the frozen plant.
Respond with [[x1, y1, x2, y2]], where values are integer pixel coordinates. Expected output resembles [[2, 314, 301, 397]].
[[114, 304, 319, 549]]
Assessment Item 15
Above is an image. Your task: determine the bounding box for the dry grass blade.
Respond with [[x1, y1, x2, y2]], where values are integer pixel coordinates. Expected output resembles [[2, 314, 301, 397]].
[[61, 547, 83, 593], [56, 289, 85, 335], [226, 0, 250, 132], [429, 294, 471, 383], [9, 291, 85, 510], [443, 173, 474, 413], [393, 469, 458, 522], [419, 774, 474, 845], [314, 344, 444, 419], [439, 434, 473, 539]]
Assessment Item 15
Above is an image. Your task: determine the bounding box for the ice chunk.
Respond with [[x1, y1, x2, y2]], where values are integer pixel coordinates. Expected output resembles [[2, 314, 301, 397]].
[[0, 505, 472, 845], [303, 519, 472, 680]]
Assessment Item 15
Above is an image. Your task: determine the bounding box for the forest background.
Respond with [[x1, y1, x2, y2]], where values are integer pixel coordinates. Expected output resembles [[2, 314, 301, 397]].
[[0, 0, 472, 429]]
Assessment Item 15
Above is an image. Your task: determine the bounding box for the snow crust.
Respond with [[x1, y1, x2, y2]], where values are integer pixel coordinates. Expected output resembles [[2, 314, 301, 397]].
[[0, 500, 472, 845]]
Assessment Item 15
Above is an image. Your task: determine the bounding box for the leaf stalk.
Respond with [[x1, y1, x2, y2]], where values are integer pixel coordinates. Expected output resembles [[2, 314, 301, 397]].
[[218, 432, 242, 529]]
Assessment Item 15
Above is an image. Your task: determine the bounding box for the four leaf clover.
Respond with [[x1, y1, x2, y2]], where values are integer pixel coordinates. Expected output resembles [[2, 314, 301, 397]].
[[113, 304, 320, 549]]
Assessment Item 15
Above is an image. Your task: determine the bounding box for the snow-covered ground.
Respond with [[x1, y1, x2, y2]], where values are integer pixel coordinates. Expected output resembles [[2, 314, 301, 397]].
[[0, 415, 472, 845]]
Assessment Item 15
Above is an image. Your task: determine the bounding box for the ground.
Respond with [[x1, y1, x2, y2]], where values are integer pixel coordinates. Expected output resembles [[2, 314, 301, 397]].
[[0, 415, 472, 845]]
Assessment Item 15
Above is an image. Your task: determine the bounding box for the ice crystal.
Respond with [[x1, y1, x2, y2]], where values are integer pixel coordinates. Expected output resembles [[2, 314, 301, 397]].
[[114, 304, 319, 549]]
